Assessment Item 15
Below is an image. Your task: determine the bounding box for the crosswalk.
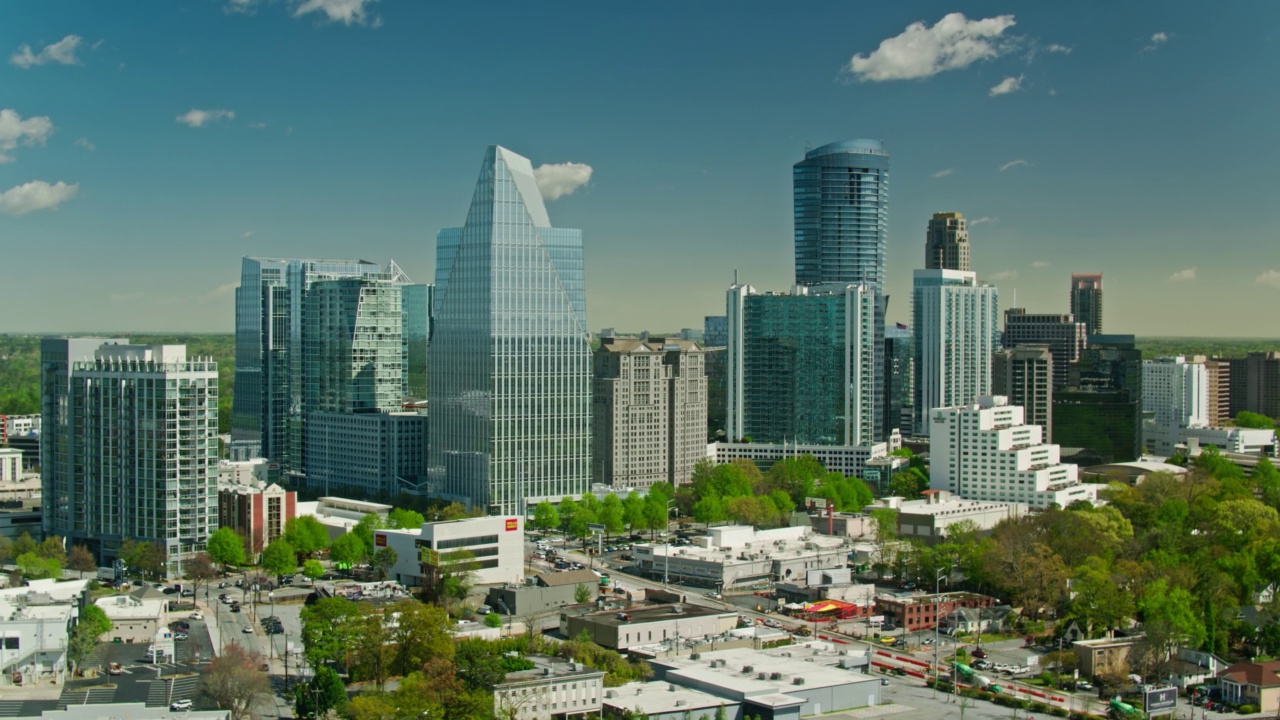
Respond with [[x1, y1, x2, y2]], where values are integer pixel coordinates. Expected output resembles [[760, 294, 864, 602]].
[[144, 674, 202, 708], [57, 686, 117, 709], [0, 701, 26, 717]]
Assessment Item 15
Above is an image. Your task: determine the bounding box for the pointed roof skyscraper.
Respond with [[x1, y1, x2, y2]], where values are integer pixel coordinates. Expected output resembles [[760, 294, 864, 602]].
[[428, 146, 591, 515]]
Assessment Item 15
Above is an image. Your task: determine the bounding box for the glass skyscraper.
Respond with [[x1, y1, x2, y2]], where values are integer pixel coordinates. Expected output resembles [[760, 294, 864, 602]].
[[793, 139, 890, 291], [428, 146, 591, 516], [793, 139, 890, 441], [726, 283, 877, 446]]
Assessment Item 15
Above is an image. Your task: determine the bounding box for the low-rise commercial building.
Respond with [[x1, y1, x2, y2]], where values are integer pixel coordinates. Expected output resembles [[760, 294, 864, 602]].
[[95, 591, 166, 644], [29, 704, 229, 720], [874, 491, 1028, 544], [486, 569, 601, 616], [374, 515, 524, 588], [708, 440, 896, 481], [1073, 635, 1145, 680], [0, 501, 41, 541], [297, 496, 392, 539], [646, 642, 882, 719], [1181, 427, 1277, 456], [560, 602, 737, 652], [631, 525, 854, 591], [493, 654, 605, 720], [0, 447, 22, 484], [1217, 661, 1280, 713], [876, 591, 998, 632], [604, 681, 738, 720], [0, 579, 90, 687]]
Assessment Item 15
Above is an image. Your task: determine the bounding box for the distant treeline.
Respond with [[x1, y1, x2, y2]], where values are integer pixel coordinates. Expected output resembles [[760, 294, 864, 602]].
[[0, 334, 235, 434], [1136, 337, 1280, 360]]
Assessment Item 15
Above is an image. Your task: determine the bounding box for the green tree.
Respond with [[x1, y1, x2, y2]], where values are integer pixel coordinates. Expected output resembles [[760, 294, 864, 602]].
[[300, 597, 363, 667], [388, 599, 455, 677], [11, 532, 36, 557], [119, 539, 166, 580], [353, 512, 385, 557], [68, 545, 97, 576], [1069, 556, 1135, 637], [575, 583, 592, 603], [17, 551, 62, 579], [559, 497, 581, 536], [643, 494, 669, 539], [1139, 578, 1205, 658], [600, 494, 626, 535], [1235, 411, 1276, 429], [293, 666, 347, 719], [261, 538, 297, 577], [68, 604, 113, 674], [206, 527, 247, 570], [328, 531, 365, 566], [284, 516, 330, 556], [38, 536, 67, 564], [531, 501, 561, 534], [372, 547, 398, 580], [693, 495, 725, 526], [387, 507, 426, 530], [623, 492, 646, 533], [0, 535, 13, 564], [484, 611, 503, 628], [301, 559, 325, 582]]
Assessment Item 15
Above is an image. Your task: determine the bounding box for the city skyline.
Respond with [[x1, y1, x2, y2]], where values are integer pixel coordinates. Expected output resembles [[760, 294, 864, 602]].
[[4, 2, 1280, 336]]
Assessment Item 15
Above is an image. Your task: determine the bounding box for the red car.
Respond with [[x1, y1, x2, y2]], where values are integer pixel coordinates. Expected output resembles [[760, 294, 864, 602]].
[[971, 648, 988, 659]]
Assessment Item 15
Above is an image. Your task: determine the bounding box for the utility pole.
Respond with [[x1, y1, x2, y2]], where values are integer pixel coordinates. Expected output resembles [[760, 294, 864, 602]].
[[663, 499, 677, 590]]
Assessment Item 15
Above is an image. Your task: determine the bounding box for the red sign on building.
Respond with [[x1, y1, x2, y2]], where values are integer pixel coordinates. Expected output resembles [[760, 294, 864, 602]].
[[505, 518, 518, 532], [375, 533, 387, 547]]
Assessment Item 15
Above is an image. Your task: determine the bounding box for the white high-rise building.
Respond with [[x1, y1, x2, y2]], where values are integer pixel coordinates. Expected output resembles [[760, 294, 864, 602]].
[[1142, 356, 1210, 455], [929, 396, 1097, 508], [41, 340, 218, 577], [912, 269, 999, 434]]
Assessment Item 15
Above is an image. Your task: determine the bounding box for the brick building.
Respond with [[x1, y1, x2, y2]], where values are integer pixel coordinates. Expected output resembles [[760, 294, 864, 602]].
[[217, 483, 296, 556]]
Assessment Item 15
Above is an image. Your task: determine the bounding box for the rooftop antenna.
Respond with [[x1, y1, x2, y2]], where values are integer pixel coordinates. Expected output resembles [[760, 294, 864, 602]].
[[734, 269, 739, 286]]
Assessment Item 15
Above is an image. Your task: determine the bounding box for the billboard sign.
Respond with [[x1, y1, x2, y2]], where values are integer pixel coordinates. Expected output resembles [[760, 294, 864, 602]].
[[588, 523, 605, 534], [1145, 688, 1177, 714]]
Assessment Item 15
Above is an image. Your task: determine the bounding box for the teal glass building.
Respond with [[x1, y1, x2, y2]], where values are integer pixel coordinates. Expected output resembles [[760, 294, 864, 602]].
[[428, 146, 591, 515]]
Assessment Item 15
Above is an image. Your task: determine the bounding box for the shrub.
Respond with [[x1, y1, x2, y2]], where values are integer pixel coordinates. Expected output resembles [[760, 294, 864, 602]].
[[1238, 705, 1257, 715], [1049, 707, 1070, 717]]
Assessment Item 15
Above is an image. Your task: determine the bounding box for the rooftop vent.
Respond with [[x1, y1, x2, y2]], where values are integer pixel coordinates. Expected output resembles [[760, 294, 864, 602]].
[[605, 690, 617, 699], [675, 700, 688, 707], [793, 677, 806, 685], [758, 672, 768, 680], [690, 653, 701, 660], [742, 665, 754, 673], [670, 604, 682, 614], [770, 672, 783, 680]]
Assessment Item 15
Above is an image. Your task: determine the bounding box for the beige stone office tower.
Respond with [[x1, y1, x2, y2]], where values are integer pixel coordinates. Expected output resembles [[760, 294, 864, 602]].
[[992, 345, 1054, 441], [592, 338, 707, 489], [925, 212, 971, 272]]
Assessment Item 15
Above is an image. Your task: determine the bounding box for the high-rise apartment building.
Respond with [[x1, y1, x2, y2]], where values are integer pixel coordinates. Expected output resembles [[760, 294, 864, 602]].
[[1069, 273, 1104, 336], [702, 315, 729, 440], [793, 140, 890, 440], [793, 140, 889, 291], [428, 146, 591, 515], [992, 346, 1053, 440], [929, 396, 1097, 508], [883, 324, 912, 436], [703, 316, 728, 348], [727, 283, 877, 446], [231, 257, 383, 464], [1054, 334, 1143, 463], [1142, 356, 1209, 456], [1002, 309, 1087, 388], [42, 340, 218, 576], [912, 269, 999, 435], [1203, 357, 1232, 426], [401, 282, 432, 400], [925, 212, 970, 272], [592, 338, 707, 488], [1228, 352, 1280, 420]]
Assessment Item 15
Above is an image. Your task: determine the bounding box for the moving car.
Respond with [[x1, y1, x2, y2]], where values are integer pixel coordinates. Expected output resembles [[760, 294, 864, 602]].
[[1076, 681, 1093, 691], [189, 612, 203, 620], [971, 648, 988, 658], [108, 663, 122, 675], [242, 626, 254, 634], [170, 700, 193, 711]]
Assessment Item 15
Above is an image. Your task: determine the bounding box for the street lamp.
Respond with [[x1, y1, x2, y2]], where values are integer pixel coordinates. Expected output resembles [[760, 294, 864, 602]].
[[268, 592, 275, 659], [932, 566, 951, 699], [663, 499, 677, 590]]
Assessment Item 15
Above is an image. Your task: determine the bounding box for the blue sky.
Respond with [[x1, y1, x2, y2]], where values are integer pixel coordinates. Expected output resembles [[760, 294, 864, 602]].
[[3, 1, 1279, 335]]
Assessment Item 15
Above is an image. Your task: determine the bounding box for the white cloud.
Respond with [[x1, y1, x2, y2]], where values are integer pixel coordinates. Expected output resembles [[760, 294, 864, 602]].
[[969, 216, 996, 226], [1046, 44, 1073, 54], [989, 75, 1024, 96], [1143, 32, 1171, 52], [74, 137, 95, 152], [534, 162, 593, 201], [11, 35, 83, 68], [225, 0, 260, 14], [1031, 260, 1050, 268], [293, 0, 379, 26], [0, 109, 55, 163], [0, 180, 79, 216], [1167, 267, 1197, 282], [988, 270, 1018, 281], [1255, 270, 1280, 290], [845, 13, 1017, 82], [931, 168, 955, 178], [999, 159, 1028, 172], [198, 283, 238, 304], [242, 230, 254, 238], [248, 122, 268, 129], [176, 109, 235, 128]]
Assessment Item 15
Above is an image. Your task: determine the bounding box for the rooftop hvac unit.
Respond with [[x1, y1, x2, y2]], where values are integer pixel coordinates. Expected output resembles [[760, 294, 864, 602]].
[[690, 653, 701, 660], [742, 665, 754, 673], [770, 672, 783, 680], [668, 684, 677, 692], [758, 672, 768, 680], [793, 677, 806, 685], [605, 690, 617, 699], [675, 700, 688, 707]]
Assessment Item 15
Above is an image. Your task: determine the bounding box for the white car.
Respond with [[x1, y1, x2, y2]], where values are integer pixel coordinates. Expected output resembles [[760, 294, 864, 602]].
[[170, 700, 193, 711], [241, 626, 254, 634], [189, 612, 203, 620]]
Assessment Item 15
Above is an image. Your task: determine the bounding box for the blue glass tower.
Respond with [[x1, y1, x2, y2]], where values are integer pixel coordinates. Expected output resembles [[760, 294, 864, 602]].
[[428, 146, 591, 515], [794, 139, 890, 441]]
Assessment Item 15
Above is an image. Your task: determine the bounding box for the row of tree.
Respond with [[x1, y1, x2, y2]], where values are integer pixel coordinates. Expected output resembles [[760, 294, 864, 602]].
[[0, 533, 99, 579], [887, 449, 1280, 678], [530, 482, 677, 540]]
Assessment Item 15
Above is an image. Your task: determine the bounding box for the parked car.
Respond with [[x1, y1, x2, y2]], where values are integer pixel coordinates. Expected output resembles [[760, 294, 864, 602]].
[[242, 626, 254, 634], [174, 632, 189, 641], [1076, 681, 1093, 692], [170, 700, 193, 711], [108, 663, 123, 675], [971, 648, 988, 659], [922, 637, 935, 645], [189, 612, 203, 620]]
